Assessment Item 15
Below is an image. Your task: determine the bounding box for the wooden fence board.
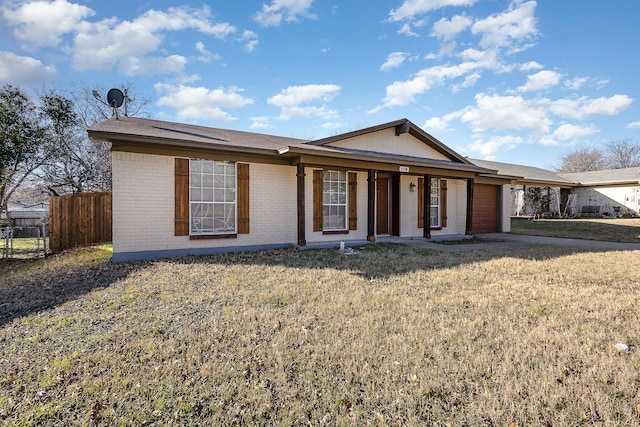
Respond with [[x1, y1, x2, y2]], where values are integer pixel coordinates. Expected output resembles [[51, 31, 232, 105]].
[[49, 192, 112, 253]]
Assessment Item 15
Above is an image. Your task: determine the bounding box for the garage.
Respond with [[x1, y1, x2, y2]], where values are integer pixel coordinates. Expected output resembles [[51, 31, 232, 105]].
[[472, 184, 498, 233]]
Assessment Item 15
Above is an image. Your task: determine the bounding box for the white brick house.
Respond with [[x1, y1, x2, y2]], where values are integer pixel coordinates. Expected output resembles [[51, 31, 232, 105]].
[[89, 117, 510, 262]]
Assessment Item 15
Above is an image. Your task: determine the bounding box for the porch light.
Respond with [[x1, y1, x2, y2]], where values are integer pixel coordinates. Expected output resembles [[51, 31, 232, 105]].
[[409, 181, 416, 192]]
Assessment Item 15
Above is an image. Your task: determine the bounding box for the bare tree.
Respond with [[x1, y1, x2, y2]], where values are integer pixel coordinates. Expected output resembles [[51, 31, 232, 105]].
[[0, 85, 50, 216], [604, 139, 640, 169], [557, 146, 606, 173], [32, 84, 152, 196], [71, 82, 151, 127]]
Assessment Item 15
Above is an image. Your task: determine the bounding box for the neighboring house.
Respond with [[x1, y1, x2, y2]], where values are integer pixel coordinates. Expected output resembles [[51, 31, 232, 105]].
[[561, 167, 640, 216], [1, 202, 49, 227], [88, 117, 513, 262], [1, 202, 49, 238]]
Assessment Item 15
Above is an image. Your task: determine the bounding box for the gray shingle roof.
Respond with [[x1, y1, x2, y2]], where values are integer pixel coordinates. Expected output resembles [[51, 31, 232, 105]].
[[560, 167, 640, 186], [88, 116, 305, 151], [469, 158, 576, 186]]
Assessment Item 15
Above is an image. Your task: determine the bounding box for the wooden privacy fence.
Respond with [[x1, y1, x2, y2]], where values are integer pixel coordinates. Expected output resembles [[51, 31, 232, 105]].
[[49, 192, 112, 253]]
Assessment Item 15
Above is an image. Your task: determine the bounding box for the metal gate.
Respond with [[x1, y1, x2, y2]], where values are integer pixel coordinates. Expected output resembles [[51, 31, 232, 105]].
[[1, 224, 48, 259]]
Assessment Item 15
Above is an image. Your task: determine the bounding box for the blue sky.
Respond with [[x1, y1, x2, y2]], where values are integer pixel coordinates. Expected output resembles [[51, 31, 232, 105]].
[[1, 0, 639, 169]]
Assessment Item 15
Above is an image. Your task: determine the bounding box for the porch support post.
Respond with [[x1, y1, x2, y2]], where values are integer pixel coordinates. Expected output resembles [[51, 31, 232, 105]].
[[466, 178, 475, 235], [367, 169, 376, 242], [297, 162, 306, 246], [423, 174, 431, 239]]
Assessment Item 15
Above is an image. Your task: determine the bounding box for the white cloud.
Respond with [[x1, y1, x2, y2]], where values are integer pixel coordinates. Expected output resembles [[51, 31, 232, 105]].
[[72, 6, 237, 73], [627, 121, 640, 129], [370, 61, 482, 112], [250, 116, 271, 129], [471, 1, 538, 50], [564, 77, 587, 90], [155, 84, 253, 122], [452, 72, 481, 92], [520, 61, 543, 71], [398, 23, 419, 37], [552, 123, 599, 141], [253, 0, 316, 27], [268, 84, 341, 120], [518, 70, 562, 92], [431, 15, 472, 40], [460, 92, 551, 134], [465, 135, 523, 159], [194, 42, 221, 63], [119, 55, 187, 76], [381, 52, 408, 71], [0, 51, 56, 84], [241, 30, 259, 53], [549, 94, 633, 120], [3, 0, 94, 47], [389, 0, 478, 22]]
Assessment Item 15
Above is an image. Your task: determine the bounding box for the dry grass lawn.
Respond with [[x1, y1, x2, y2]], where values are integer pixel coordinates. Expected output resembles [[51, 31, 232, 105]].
[[511, 218, 640, 243], [1, 243, 640, 425]]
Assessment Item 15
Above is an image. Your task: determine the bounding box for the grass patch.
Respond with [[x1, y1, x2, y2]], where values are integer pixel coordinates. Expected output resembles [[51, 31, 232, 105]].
[[0, 236, 49, 258], [1, 244, 640, 425], [511, 218, 640, 243]]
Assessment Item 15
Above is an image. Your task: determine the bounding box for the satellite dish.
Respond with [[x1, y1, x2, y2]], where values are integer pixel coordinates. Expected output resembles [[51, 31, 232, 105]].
[[107, 88, 124, 108]]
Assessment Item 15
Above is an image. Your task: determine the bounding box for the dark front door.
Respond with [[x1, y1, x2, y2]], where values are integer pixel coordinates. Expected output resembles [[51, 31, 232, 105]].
[[376, 177, 389, 234]]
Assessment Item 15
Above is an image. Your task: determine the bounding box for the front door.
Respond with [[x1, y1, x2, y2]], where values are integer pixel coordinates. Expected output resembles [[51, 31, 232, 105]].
[[376, 177, 389, 234]]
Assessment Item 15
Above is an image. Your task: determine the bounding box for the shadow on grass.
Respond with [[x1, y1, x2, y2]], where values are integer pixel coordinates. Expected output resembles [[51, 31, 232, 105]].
[[2, 240, 638, 328], [0, 248, 142, 327]]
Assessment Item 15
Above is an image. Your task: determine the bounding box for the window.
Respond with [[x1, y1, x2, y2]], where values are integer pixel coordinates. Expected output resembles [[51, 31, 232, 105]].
[[430, 178, 440, 228], [190, 159, 236, 235], [322, 170, 347, 230]]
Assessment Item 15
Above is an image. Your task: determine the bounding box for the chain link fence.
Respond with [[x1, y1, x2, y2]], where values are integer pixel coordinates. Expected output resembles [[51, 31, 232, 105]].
[[1, 223, 48, 259]]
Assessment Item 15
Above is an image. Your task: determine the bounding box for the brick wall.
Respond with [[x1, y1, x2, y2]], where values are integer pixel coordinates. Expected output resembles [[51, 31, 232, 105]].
[[112, 152, 297, 256]]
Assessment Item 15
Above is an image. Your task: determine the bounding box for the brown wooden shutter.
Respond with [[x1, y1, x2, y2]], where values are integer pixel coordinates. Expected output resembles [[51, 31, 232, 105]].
[[441, 179, 447, 228], [348, 172, 357, 230], [175, 158, 190, 236], [417, 177, 424, 229], [313, 170, 323, 232], [237, 163, 250, 234]]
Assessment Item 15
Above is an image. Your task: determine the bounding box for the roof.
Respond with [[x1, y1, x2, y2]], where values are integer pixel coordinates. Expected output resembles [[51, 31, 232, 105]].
[[88, 116, 305, 153], [1, 202, 49, 219], [469, 158, 576, 187], [88, 116, 496, 175], [560, 166, 640, 186]]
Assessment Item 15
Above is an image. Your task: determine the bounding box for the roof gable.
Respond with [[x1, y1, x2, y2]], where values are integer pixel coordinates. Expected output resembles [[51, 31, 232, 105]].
[[304, 119, 471, 164]]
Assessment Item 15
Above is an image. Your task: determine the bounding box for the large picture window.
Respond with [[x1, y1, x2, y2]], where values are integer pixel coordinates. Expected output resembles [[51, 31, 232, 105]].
[[190, 159, 236, 235], [323, 170, 347, 230]]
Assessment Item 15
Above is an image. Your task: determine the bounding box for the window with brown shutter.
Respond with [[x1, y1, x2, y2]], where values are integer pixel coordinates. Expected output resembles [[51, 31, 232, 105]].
[[348, 172, 357, 230], [417, 177, 424, 229], [174, 158, 190, 236], [441, 179, 447, 228], [313, 170, 324, 232], [237, 163, 250, 234]]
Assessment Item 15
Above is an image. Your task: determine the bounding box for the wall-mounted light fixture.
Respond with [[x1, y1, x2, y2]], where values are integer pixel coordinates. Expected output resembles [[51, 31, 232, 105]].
[[409, 181, 416, 192]]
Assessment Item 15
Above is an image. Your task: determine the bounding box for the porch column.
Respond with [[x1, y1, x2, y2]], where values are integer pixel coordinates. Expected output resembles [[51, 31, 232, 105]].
[[367, 169, 376, 242], [466, 178, 474, 235], [423, 174, 431, 239], [297, 163, 306, 246]]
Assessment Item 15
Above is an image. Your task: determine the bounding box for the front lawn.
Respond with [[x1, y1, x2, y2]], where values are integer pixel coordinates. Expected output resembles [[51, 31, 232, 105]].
[[1, 244, 640, 425], [511, 217, 640, 243]]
